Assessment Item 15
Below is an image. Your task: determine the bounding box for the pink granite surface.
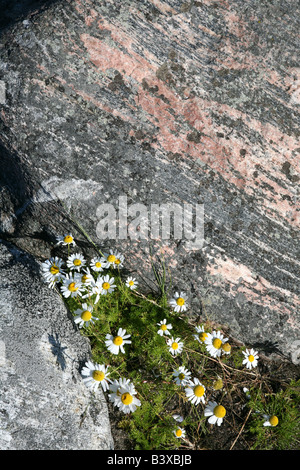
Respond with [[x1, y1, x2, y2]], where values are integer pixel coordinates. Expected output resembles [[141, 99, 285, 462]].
[[0, 0, 299, 362]]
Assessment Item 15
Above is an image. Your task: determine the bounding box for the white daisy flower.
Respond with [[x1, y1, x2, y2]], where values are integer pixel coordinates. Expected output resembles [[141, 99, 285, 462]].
[[167, 337, 184, 356], [110, 379, 141, 414], [109, 378, 131, 403], [242, 348, 259, 369], [125, 276, 138, 290], [193, 325, 209, 344], [74, 303, 97, 328], [172, 366, 191, 386], [88, 274, 116, 303], [185, 378, 206, 405], [76, 268, 94, 287], [204, 330, 228, 358], [81, 361, 111, 392], [173, 427, 186, 439], [60, 274, 84, 298], [105, 249, 124, 268], [98, 274, 116, 295], [172, 414, 184, 423], [169, 291, 188, 313], [90, 256, 108, 272], [105, 328, 131, 355], [263, 414, 279, 427], [204, 401, 226, 426], [66, 252, 86, 272], [41, 257, 65, 288], [87, 278, 102, 303], [56, 233, 76, 247], [157, 319, 172, 336]]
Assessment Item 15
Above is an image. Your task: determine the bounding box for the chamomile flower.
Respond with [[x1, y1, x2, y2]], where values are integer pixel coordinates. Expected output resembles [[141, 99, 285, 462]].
[[157, 319, 172, 336], [81, 361, 111, 392], [204, 330, 228, 358], [125, 276, 138, 290], [193, 325, 209, 344], [173, 427, 186, 439], [105, 249, 124, 268], [167, 337, 184, 356], [110, 379, 141, 414], [66, 252, 86, 272], [242, 348, 259, 370], [169, 291, 188, 313], [204, 401, 226, 426], [60, 274, 84, 298], [56, 233, 76, 247], [74, 303, 97, 328], [41, 257, 65, 288], [76, 267, 94, 287], [90, 256, 108, 272], [263, 414, 279, 427], [105, 328, 131, 355], [98, 274, 116, 295], [109, 378, 131, 403], [89, 274, 116, 303], [87, 278, 103, 303], [172, 366, 191, 386], [185, 378, 206, 405]]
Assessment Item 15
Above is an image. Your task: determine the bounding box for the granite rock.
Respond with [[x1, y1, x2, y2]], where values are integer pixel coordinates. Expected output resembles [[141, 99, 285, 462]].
[[0, 240, 114, 450], [0, 0, 299, 365]]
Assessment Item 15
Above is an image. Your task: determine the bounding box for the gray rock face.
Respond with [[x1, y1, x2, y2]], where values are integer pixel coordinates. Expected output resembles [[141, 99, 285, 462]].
[[0, 0, 299, 367], [0, 240, 114, 450]]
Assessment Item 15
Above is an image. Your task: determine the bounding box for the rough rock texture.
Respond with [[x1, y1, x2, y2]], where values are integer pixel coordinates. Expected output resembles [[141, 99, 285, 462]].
[[0, 240, 114, 450], [0, 0, 299, 366]]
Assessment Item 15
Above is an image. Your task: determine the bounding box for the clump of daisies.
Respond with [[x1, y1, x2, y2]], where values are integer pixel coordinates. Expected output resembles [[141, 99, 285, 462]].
[[39, 232, 299, 451]]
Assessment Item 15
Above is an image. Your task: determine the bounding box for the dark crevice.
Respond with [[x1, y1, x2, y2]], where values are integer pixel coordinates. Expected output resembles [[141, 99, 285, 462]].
[[0, 0, 60, 33]]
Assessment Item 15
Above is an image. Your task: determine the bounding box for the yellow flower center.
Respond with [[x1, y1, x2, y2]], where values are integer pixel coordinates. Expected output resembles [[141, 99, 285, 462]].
[[194, 385, 205, 397], [68, 282, 78, 292], [269, 415, 279, 427], [73, 258, 81, 266], [213, 338, 222, 349], [81, 274, 89, 283], [129, 280, 134, 286], [115, 258, 121, 265], [95, 262, 102, 268], [175, 429, 182, 437], [113, 336, 123, 346], [248, 354, 255, 362], [50, 264, 59, 275], [107, 255, 116, 263], [172, 342, 179, 350], [121, 393, 133, 405], [92, 370, 105, 381], [199, 332, 208, 342], [160, 324, 167, 331], [178, 373, 185, 380], [64, 235, 73, 244], [222, 343, 231, 353], [81, 310, 92, 321], [102, 282, 110, 290], [176, 297, 185, 306], [214, 405, 226, 418]]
